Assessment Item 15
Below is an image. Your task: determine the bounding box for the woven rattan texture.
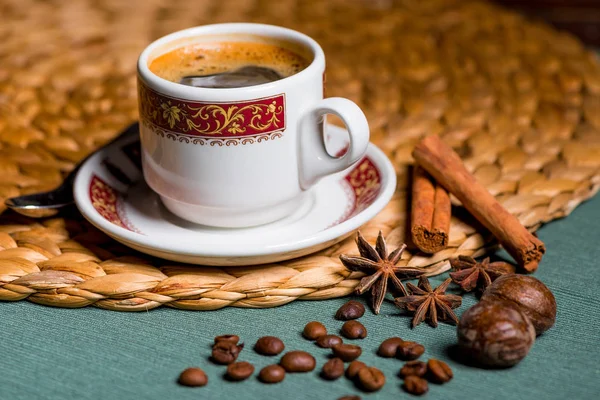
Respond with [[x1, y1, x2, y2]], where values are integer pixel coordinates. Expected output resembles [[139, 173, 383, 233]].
[[0, 0, 599, 311]]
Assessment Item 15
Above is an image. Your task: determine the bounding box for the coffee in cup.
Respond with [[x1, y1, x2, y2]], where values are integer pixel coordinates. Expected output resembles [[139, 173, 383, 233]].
[[148, 41, 310, 88]]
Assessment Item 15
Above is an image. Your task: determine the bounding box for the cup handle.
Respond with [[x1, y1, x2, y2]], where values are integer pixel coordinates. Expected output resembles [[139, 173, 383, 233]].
[[299, 97, 370, 189]]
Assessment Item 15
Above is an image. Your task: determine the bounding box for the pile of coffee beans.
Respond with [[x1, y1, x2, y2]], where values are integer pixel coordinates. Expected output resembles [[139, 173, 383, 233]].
[[369, 333, 453, 396], [399, 358, 453, 395], [300, 317, 385, 396], [377, 337, 425, 360], [176, 299, 455, 398]]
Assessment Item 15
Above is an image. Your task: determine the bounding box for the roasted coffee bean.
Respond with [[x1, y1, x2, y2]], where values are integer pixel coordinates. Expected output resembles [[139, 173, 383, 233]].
[[258, 364, 285, 384], [178, 367, 208, 387], [321, 357, 345, 380], [426, 359, 453, 383], [214, 334, 239, 344], [357, 366, 386, 392], [316, 334, 343, 348], [211, 341, 244, 365], [332, 343, 362, 362], [340, 320, 367, 339], [396, 341, 425, 361], [226, 361, 254, 381], [335, 300, 365, 320], [399, 361, 427, 378], [338, 396, 361, 400], [377, 337, 404, 357], [346, 360, 367, 379], [402, 375, 428, 396], [303, 321, 327, 340], [254, 336, 285, 356], [280, 351, 316, 372]]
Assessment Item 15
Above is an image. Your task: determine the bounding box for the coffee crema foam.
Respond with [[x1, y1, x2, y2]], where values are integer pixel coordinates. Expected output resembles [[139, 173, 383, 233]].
[[149, 41, 310, 86]]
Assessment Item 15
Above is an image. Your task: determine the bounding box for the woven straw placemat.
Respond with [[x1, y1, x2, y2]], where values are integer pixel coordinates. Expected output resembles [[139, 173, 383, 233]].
[[0, 0, 599, 311]]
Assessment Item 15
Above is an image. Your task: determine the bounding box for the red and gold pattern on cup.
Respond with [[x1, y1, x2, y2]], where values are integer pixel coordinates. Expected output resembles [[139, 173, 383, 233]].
[[138, 80, 286, 144]]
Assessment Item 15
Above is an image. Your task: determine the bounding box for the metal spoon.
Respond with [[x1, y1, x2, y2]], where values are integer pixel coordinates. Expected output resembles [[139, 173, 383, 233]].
[[4, 122, 140, 218], [179, 66, 283, 88]]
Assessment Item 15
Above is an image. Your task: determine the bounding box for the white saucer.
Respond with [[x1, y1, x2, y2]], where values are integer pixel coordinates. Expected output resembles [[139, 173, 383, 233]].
[[73, 124, 396, 266]]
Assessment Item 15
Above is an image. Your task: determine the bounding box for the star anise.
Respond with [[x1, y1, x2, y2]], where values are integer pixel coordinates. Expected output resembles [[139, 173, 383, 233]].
[[449, 256, 515, 293], [340, 231, 426, 315], [394, 276, 462, 328]]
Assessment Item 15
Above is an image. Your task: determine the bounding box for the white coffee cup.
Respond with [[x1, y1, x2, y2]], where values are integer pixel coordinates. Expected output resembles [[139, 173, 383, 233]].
[[137, 23, 370, 227]]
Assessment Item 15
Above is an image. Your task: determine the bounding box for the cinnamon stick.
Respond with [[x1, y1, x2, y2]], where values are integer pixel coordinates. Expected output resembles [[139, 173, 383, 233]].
[[411, 166, 451, 254], [412, 136, 545, 272]]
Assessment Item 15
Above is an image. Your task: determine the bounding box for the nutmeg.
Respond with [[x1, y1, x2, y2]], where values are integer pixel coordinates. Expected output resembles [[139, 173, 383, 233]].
[[457, 300, 536, 368], [481, 274, 556, 335]]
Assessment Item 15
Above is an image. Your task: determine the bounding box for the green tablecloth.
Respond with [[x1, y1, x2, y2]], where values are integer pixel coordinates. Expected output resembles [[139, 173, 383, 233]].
[[1, 194, 599, 400]]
